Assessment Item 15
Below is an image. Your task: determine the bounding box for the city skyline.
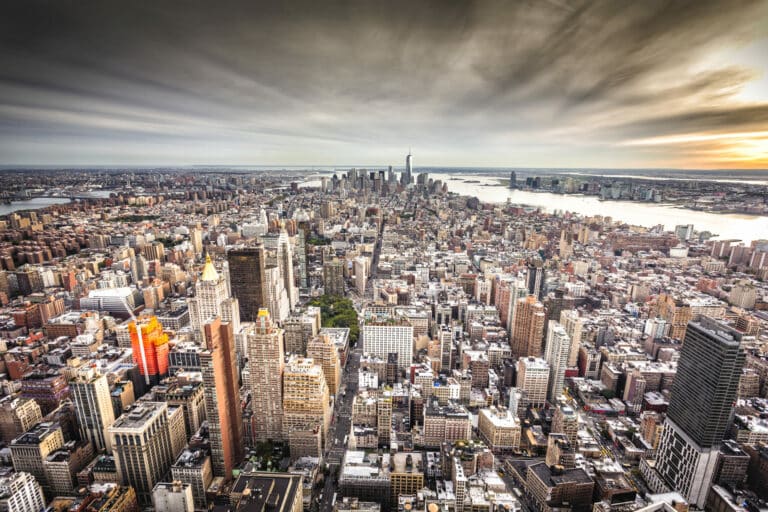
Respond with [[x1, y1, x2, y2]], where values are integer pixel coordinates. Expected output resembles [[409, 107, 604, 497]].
[[1, 1, 767, 169], [0, 166, 766, 510]]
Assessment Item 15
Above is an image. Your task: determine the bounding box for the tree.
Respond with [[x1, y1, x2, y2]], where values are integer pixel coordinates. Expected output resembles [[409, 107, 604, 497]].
[[308, 295, 360, 343]]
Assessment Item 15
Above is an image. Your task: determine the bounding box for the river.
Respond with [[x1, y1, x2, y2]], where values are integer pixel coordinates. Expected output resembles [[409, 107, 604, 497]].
[[430, 173, 767, 243], [0, 197, 72, 216], [302, 172, 767, 243]]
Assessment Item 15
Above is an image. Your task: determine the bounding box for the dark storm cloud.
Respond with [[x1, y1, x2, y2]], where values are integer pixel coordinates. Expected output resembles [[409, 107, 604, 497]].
[[0, 0, 766, 166], [625, 104, 768, 138]]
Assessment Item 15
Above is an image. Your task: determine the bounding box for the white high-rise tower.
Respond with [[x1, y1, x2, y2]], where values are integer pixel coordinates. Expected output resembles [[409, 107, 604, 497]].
[[544, 321, 571, 400], [188, 254, 239, 341], [71, 367, 116, 452]]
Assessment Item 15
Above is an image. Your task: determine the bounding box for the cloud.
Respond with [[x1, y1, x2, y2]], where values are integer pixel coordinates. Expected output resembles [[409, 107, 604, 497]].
[[0, 0, 767, 167]]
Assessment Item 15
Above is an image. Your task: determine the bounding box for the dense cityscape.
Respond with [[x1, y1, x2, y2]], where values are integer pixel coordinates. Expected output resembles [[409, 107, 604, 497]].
[[0, 159, 764, 512], [2, 1, 768, 511]]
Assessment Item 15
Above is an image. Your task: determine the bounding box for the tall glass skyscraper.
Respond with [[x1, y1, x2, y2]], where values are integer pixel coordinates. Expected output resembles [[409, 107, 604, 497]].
[[652, 317, 746, 507], [227, 244, 268, 322]]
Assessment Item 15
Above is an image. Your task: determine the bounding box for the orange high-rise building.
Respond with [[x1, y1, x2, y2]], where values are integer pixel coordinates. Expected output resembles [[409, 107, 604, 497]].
[[128, 316, 169, 384]]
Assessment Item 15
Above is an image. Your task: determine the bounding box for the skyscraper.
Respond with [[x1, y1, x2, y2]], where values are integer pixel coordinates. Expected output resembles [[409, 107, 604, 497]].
[[247, 309, 284, 443], [559, 309, 583, 367], [551, 405, 579, 449], [526, 260, 546, 299], [652, 318, 746, 507], [509, 171, 516, 189], [227, 246, 267, 322], [0, 472, 46, 512], [265, 265, 291, 323], [188, 255, 239, 340], [510, 295, 546, 359], [201, 317, 244, 479], [128, 316, 170, 385], [438, 324, 453, 372], [70, 367, 116, 452], [323, 258, 345, 297], [402, 150, 413, 186], [361, 316, 414, 370], [0, 397, 42, 444], [110, 402, 185, 507], [515, 357, 550, 409], [296, 230, 309, 290], [189, 227, 203, 256], [10, 423, 65, 497], [307, 333, 341, 396], [282, 357, 331, 457], [353, 256, 368, 296], [544, 321, 571, 400], [277, 229, 298, 310]]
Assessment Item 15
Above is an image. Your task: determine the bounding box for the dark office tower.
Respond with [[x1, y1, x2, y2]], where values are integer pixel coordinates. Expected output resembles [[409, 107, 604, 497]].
[[227, 245, 267, 321], [323, 259, 345, 297], [652, 318, 746, 507], [201, 318, 244, 479], [526, 260, 546, 299], [509, 171, 516, 189]]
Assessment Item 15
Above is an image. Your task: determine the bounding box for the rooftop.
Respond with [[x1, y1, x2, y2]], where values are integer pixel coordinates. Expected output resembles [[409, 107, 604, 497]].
[[11, 422, 60, 446], [230, 472, 301, 512], [110, 402, 166, 431]]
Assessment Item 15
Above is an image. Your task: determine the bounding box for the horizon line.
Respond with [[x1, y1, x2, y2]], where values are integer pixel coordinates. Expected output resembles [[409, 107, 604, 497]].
[[1, 164, 767, 173]]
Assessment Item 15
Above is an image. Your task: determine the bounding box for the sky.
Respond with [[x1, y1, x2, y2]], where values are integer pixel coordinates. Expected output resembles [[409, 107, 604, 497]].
[[1, 0, 768, 169]]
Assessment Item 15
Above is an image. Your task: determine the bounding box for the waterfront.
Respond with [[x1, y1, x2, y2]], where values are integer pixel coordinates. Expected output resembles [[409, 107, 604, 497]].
[[430, 173, 768, 243], [430, 174, 768, 242], [303, 172, 767, 242], [0, 197, 71, 216]]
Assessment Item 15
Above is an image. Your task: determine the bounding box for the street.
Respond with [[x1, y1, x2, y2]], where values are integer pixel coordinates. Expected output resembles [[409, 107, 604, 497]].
[[319, 346, 362, 512], [318, 212, 381, 512]]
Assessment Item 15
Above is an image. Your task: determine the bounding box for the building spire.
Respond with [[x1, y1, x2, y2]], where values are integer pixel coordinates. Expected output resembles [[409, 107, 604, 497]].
[[201, 253, 219, 281]]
